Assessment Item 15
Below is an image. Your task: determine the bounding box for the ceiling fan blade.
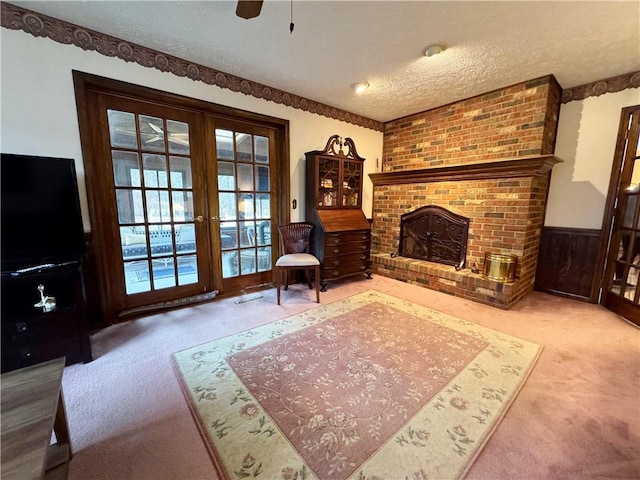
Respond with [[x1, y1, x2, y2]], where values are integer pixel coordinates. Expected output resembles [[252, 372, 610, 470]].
[[148, 123, 164, 134], [236, 0, 263, 19], [168, 134, 190, 146]]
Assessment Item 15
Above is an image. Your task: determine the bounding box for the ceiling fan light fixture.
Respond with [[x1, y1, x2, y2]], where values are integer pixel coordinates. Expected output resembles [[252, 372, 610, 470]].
[[353, 82, 370, 95], [425, 42, 448, 57], [236, 0, 263, 19]]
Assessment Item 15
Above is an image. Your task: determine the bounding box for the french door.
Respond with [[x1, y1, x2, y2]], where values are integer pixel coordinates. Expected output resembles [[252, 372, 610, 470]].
[[208, 119, 277, 293], [88, 93, 214, 316], [76, 73, 289, 323], [602, 105, 640, 324]]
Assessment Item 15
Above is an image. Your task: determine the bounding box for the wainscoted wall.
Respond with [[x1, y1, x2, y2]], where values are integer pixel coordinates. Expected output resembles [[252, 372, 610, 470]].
[[534, 227, 602, 301], [371, 75, 562, 308]]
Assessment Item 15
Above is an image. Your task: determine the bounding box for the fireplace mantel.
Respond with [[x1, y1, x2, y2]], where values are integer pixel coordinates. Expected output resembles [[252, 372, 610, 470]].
[[369, 155, 562, 186]]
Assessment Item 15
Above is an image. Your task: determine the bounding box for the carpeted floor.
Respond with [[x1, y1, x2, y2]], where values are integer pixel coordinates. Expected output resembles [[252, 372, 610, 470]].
[[173, 290, 541, 479], [61, 276, 640, 479]]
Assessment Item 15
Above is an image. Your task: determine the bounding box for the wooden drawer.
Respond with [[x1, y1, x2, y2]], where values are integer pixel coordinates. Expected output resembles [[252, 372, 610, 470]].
[[324, 241, 369, 257], [2, 312, 79, 347], [323, 253, 369, 268], [319, 228, 371, 287], [2, 337, 84, 371], [325, 231, 370, 246], [323, 262, 370, 279]]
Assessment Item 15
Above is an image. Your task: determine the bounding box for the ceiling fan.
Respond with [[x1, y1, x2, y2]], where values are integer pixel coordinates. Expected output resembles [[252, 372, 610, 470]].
[[236, 0, 264, 19], [114, 122, 190, 147]]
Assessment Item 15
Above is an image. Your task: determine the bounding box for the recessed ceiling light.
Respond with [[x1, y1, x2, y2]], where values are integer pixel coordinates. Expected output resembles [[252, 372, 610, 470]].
[[425, 42, 448, 57], [352, 82, 370, 94]]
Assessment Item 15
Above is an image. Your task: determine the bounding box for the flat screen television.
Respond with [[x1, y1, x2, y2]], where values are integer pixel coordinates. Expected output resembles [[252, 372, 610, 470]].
[[1, 153, 85, 273]]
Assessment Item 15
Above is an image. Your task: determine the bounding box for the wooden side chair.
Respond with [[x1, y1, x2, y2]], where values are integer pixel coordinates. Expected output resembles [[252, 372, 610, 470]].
[[275, 223, 320, 305]]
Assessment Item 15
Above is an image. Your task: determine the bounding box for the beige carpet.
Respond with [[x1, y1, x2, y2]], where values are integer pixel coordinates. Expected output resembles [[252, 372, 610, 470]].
[[59, 276, 640, 480], [173, 290, 541, 479]]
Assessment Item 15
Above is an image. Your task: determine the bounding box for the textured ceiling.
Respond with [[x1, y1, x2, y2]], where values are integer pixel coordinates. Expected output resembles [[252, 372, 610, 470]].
[[8, 1, 640, 123]]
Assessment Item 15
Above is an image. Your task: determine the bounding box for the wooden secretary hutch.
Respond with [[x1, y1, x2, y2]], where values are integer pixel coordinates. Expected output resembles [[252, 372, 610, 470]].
[[305, 135, 372, 290]]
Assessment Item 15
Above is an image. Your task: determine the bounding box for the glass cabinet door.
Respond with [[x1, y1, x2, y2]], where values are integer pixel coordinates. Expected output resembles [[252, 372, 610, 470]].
[[342, 159, 362, 207], [318, 157, 340, 207]]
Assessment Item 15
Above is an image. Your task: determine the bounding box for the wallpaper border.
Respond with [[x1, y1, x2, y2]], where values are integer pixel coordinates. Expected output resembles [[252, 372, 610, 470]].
[[561, 71, 640, 103], [2, 2, 638, 123], [0, 2, 384, 132]]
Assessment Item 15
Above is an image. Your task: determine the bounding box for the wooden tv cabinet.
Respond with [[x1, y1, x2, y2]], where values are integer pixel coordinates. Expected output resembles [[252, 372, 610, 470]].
[[1, 262, 92, 373]]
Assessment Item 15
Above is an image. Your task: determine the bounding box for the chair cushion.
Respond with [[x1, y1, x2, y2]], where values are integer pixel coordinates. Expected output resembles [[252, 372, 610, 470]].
[[275, 253, 320, 267]]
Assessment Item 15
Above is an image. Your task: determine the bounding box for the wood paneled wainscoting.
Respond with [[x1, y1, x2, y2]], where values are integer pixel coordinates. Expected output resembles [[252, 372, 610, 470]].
[[534, 226, 601, 302]]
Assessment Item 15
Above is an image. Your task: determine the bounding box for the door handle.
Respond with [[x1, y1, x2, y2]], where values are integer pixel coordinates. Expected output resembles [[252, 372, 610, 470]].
[[211, 216, 219, 221], [195, 215, 204, 223]]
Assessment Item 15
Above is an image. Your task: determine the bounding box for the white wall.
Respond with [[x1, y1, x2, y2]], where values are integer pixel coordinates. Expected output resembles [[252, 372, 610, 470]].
[[547, 88, 640, 229], [4, 28, 639, 234], [0, 29, 383, 230]]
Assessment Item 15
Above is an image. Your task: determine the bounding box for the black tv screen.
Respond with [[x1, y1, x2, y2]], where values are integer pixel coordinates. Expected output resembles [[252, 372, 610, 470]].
[[1, 154, 86, 272]]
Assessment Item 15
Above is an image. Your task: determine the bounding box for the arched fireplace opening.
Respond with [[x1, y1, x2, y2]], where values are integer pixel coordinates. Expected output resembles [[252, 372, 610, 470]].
[[398, 205, 470, 270]]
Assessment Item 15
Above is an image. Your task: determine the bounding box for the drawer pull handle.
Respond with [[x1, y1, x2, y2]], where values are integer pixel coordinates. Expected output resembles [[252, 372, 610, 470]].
[[361, 245, 367, 250], [332, 260, 340, 266], [360, 255, 366, 260], [333, 248, 340, 253], [332, 270, 340, 277]]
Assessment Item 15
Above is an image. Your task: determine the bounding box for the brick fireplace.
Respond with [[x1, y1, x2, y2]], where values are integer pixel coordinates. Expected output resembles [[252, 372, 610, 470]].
[[369, 75, 562, 308]]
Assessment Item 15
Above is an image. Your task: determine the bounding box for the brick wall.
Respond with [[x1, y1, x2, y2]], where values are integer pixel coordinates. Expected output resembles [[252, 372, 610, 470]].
[[382, 75, 561, 169], [373, 177, 543, 276], [372, 75, 561, 308]]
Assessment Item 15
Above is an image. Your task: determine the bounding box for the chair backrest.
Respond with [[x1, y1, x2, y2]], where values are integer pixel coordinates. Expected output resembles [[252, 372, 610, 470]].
[[278, 223, 313, 254]]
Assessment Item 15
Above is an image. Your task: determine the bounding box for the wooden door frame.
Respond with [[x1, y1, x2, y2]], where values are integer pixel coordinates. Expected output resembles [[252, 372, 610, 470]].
[[596, 105, 640, 305], [73, 71, 290, 323]]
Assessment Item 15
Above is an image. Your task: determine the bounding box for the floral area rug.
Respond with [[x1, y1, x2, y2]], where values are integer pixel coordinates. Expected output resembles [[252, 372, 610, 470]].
[[172, 290, 541, 480]]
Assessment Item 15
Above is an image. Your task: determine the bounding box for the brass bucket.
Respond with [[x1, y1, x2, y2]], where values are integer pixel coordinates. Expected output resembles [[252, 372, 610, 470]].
[[483, 253, 517, 282]]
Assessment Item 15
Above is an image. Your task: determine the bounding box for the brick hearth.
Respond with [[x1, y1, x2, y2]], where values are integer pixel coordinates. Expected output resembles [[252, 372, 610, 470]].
[[372, 253, 519, 308], [370, 75, 562, 308]]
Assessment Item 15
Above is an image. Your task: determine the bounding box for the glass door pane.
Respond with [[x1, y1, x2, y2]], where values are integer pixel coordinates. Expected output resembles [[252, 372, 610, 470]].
[[318, 157, 340, 207], [215, 128, 273, 286], [606, 107, 640, 320], [108, 109, 200, 295], [612, 188, 640, 302], [342, 159, 362, 207]]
